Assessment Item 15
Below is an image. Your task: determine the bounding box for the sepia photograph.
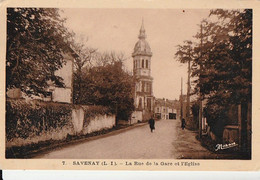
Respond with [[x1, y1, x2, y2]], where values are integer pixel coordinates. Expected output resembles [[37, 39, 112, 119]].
[[4, 7, 252, 160], [1, 0, 260, 172]]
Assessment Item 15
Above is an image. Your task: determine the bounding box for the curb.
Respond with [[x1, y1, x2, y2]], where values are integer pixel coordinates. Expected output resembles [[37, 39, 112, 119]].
[[30, 121, 149, 158]]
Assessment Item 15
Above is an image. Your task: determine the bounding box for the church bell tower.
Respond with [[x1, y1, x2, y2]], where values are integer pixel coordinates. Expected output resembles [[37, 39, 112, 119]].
[[132, 20, 154, 120]]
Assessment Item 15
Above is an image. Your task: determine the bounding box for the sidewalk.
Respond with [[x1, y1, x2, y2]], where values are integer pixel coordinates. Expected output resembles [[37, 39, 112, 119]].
[[172, 120, 217, 159], [172, 120, 249, 159]]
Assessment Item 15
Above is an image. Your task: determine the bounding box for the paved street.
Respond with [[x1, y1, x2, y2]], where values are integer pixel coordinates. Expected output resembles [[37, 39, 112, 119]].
[[36, 119, 214, 159]]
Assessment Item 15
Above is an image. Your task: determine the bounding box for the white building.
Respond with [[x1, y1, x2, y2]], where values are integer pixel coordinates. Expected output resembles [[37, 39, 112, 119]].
[[154, 98, 178, 120], [7, 45, 78, 104], [46, 47, 77, 103]]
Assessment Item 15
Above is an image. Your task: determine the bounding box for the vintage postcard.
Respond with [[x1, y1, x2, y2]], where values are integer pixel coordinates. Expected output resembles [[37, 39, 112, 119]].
[[0, 0, 260, 171]]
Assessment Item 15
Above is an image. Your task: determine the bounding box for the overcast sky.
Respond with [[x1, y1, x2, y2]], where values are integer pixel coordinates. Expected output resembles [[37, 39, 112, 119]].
[[61, 9, 210, 100]]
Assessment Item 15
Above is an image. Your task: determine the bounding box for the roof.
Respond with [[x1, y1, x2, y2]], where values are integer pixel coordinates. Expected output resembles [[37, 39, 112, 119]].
[[155, 98, 178, 108]]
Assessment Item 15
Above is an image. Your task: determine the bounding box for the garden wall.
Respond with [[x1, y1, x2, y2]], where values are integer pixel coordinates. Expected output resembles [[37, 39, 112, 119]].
[[223, 125, 239, 147], [6, 99, 115, 149], [72, 105, 115, 135], [131, 111, 142, 123], [82, 114, 115, 134]]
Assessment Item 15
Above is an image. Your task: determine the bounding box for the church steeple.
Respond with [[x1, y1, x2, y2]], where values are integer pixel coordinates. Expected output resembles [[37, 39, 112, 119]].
[[132, 19, 154, 121], [138, 19, 146, 39]]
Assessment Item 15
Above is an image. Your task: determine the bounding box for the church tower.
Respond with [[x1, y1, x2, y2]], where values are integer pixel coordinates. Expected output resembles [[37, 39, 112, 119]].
[[132, 20, 154, 121]]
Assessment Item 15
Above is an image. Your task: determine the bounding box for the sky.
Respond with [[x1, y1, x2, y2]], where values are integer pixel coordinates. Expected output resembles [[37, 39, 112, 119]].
[[61, 9, 210, 100]]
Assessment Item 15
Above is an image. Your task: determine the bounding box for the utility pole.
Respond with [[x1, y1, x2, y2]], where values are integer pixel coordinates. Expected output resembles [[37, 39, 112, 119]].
[[164, 98, 166, 119], [186, 46, 191, 128], [198, 23, 203, 138], [180, 77, 183, 121]]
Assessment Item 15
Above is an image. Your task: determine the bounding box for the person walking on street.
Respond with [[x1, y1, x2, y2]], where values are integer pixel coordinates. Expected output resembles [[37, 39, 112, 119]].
[[148, 116, 155, 133], [181, 118, 186, 130]]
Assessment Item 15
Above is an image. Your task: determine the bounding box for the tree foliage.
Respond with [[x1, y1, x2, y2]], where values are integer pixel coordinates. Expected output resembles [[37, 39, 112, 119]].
[[193, 10, 252, 106], [177, 9, 252, 105], [6, 8, 73, 96], [74, 52, 135, 120], [175, 40, 195, 64], [175, 9, 252, 134], [203, 9, 252, 133], [72, 37, 96, 104]]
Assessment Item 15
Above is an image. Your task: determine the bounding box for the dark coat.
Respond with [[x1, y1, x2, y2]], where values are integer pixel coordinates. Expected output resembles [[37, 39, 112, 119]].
[[181, 118, 186, 128], [149, 118, 155, 130]]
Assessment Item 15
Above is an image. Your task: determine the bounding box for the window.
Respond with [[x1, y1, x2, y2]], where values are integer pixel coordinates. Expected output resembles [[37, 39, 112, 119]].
[[146, 60, 148, 68], [147, 98, 152, 111], [142, 81, 145, 92], [145, 82, 149, 92], [142, 59, 144, 68], [147, 83, 151, 93], [138, 98, 142, 109]]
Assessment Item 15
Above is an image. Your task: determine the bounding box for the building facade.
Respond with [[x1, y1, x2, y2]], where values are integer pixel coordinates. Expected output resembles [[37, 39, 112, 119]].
[[154, 98, 178, 120], [46, 48, 77, 103], [7, 45, 77, 104], [131, 20, 154, 122]]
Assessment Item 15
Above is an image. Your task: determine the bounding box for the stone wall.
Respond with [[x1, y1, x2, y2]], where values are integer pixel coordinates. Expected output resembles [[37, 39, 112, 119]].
[[71, 105, 116, 135], [83, 114, 115, 134], [71, 107, 85, 133], [6, 99, 115, 149], [131, 111, 143, 123], [6, 99, 74, 148], [223, 125, 239, 144], [222, 125, 239, 151]]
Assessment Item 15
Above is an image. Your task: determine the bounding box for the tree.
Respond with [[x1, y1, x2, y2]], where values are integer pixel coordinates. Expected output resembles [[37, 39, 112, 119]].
[[6, 8, 73, 96], [75, 52, 135, 120], [193, 10, 252, 106], [72, 37, 96, 104], [175, 9, 252, 139], [200, 10, 251, 138], [175, 40, 195, 123]]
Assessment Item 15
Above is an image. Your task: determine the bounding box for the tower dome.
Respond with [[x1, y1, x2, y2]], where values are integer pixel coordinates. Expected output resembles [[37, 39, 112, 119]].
[[133, 39, 152, 55], [132, 20, 152, 57]]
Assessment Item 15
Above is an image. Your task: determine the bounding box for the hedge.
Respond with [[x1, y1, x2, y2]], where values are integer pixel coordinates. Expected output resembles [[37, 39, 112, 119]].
[[6, 98, 73, 147]]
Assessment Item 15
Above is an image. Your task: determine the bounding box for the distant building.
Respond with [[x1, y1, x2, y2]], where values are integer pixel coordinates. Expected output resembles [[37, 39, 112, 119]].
[[131, 20, 154, 122], [154, 98, 178, 120], [7, 45, 78, 104]]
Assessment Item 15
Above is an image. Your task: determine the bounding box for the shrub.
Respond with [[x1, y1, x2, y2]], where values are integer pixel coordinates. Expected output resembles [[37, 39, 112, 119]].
[[6, 98, 73, 143]]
